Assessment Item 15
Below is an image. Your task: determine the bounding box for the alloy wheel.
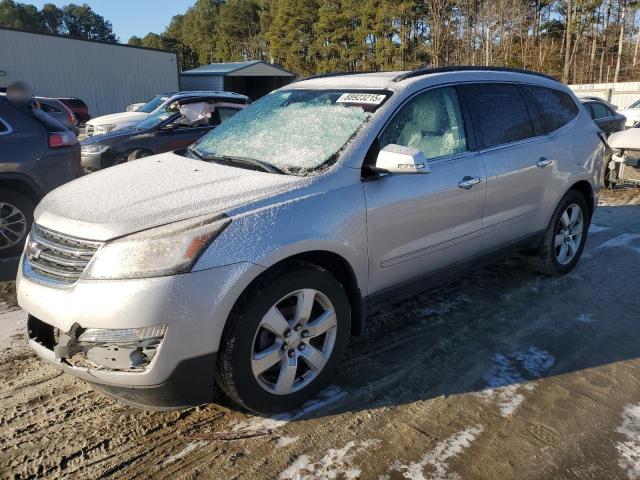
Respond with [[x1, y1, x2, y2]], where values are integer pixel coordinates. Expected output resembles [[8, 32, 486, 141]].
[[554, 203, 584, 265], [0, 202, 27, 249], [251, 289, 337, 395]]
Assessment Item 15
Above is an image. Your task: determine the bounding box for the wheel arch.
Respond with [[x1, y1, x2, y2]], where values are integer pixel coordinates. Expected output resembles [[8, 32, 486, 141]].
[[233, 250, 365, 336], [0, 174, 43, 202], [568, 180, 595, 219]]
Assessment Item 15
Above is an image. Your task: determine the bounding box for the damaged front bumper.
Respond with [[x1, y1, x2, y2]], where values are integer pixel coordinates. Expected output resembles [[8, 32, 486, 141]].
[[17, 258, 264, 408], [29, 317, 166, 372]]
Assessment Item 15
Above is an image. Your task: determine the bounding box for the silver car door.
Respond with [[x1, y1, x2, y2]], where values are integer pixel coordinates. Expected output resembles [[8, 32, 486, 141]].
[[364, 86, 486, 295], [461, 82, 551, 250]]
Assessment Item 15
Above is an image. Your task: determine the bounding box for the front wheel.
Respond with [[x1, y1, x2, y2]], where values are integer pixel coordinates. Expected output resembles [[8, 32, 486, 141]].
[[217, 263, 351, 413], [532, 190, 590, 276], [0, 189, 34, 259]]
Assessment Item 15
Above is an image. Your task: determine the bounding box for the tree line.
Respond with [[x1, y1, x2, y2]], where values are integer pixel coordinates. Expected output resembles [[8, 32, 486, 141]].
[[0, 0, 116, 42], [2, 0, 640, 84], [129, 0, 640, 84]]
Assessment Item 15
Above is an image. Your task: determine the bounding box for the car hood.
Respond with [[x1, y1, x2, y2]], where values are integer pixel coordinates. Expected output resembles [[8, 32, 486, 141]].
[[35, 151, 306, 241], [608, 128, 640, 150], [87, 111, 149, 126], [80, 127, 141, 146]]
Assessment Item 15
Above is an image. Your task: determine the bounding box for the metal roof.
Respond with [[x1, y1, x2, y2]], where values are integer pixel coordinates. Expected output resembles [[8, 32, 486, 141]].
[[181, 61, 295, 77]]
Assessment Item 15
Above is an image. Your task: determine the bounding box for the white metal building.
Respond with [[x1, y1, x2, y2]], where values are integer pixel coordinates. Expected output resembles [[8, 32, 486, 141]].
[[0, 27, 179, 117], [180, 61, 296, 100]]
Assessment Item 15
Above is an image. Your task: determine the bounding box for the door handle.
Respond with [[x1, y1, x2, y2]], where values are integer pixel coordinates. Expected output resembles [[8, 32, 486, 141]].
[[458, 176, 481, 190], [536, 157, 553, 168]]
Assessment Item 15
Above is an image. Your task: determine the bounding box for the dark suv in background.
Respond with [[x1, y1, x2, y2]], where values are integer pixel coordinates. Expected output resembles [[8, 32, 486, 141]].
[[0, 94, 83, 260]]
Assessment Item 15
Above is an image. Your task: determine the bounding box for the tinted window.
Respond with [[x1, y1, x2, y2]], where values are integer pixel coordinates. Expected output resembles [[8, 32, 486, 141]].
[[590, 102, 611, 119], [463, 83, 534, 148], [380, 87, 467, 160], [63, 99, 86, 108], [39, 102, 60, 114], [0, 117, 9, 134], [217, 106, 241, 123], [522, 85, 578, 134]]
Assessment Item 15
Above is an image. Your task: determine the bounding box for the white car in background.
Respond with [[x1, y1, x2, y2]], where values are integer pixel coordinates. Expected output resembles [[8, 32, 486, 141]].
[[84, 92, 177, 136], [617, 98, 640, 127]]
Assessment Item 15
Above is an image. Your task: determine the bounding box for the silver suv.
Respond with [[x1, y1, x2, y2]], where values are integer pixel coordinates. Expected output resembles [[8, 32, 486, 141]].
[[17, 67, 603, 413]]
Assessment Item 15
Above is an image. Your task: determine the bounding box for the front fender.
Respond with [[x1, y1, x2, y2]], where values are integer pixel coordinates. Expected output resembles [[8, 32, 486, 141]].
[[192, 182, 369, 296]]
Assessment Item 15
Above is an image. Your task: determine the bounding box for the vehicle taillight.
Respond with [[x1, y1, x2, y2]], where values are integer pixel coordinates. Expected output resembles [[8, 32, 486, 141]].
[[48, 131, 78, 148]]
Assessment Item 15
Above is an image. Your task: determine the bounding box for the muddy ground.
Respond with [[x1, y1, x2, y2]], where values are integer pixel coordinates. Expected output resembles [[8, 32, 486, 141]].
[[1, 187, 640, 480]]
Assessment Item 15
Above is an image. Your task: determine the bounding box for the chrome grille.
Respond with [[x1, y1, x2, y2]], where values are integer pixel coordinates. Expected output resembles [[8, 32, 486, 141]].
[[25, 224, 102, 284]]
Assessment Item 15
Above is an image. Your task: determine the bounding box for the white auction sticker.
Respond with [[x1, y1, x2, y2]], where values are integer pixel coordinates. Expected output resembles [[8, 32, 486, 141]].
[[336, 93, 387, 105]]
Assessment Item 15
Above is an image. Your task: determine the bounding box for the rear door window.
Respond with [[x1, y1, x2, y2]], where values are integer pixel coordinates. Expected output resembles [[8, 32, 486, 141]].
[[39, 102, 60, 114], [521, 85, 579, 134], [462, 83, 535, 148]]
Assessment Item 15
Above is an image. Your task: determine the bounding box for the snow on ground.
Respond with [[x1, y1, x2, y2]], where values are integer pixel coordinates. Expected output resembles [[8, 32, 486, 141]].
[[576, 313, 596, 323], [385, 426, 484, 480], [589, 223, 611, 233], [231, 386, 347, 434], [481, 347, 555, 417], [616, 404, 640, 480], [162, 441, 207, 467], [278, 439, 380, 480], [597, 233, 640, 255]]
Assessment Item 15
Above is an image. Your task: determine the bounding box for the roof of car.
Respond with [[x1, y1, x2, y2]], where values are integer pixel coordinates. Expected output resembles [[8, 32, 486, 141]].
[[290, 66, 562, 91]]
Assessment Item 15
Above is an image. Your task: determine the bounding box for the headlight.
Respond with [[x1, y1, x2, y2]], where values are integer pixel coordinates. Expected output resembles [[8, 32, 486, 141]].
[[80, 144, 109, 155], [78, 325, 166, 344], [84, 214, 231, 280], [94, 124, 116, 134]]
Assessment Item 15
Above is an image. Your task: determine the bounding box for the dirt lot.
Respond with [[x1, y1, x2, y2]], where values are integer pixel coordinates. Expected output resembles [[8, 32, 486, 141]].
[[1, 187, 640, 480]]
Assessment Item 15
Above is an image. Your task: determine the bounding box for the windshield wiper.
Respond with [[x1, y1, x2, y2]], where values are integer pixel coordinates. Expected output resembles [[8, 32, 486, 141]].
[[187, 146, 207, 161], [206, 154, 285, 175]]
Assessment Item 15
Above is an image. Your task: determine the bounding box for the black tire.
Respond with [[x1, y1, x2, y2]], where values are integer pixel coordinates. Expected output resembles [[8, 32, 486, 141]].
[[127, 149, 152, 161], [217, 262, 351, 414], [0, 189, 34, 259], [601, 150, 612, 188], [532, 190, 590, 276]]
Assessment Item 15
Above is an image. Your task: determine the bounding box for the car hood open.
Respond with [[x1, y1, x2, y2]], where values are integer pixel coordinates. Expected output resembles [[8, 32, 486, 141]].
[[608, 128, 640, 150], [34, 151, 305, 241]]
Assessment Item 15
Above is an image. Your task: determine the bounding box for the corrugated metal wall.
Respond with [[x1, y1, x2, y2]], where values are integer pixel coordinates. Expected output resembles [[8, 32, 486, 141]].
[[569, 82, 640, 109], [179, 75, 224, 91], [0, 29, 179, 116]]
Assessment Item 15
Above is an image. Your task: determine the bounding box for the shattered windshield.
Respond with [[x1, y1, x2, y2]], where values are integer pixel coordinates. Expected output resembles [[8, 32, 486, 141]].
[[192, 90, 387, 175]]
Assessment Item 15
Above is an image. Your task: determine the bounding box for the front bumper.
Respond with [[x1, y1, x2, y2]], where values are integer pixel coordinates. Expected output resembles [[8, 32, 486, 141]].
[[18, 258, 264, 406], [80, 151, 103, 171]]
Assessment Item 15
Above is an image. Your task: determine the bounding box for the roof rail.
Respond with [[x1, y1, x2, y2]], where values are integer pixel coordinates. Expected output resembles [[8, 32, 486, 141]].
[[393, 66, 558, 83], [300, 71, 377, 81]]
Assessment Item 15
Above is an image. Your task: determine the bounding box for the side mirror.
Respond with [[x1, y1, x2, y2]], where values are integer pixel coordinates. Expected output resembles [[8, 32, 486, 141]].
[[374, 144, 430, 174]]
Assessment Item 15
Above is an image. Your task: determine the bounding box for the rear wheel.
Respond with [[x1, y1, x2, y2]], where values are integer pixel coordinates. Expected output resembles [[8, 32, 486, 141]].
[[0, 189, 34, 259], [532, 190, 589, 276], [217, 263, 351, 413]]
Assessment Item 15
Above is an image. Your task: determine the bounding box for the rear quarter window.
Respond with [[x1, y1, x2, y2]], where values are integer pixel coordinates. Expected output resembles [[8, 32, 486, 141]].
[[521, 85, 579, 135], [462, 83, 535, 148]]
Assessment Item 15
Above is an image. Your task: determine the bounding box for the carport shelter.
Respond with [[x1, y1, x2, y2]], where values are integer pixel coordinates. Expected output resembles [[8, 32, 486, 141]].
[[180, 61, 296, 101]]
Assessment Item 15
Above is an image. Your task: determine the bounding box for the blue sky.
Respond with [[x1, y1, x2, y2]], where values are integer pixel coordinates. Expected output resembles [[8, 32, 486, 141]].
[[28, 0, 196, 42]]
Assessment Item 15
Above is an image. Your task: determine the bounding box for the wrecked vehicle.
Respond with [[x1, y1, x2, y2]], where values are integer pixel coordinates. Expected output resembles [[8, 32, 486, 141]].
[[604, 128, 640, 187], [17, 67, 602, 414], [80, 91, 247, 171]]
